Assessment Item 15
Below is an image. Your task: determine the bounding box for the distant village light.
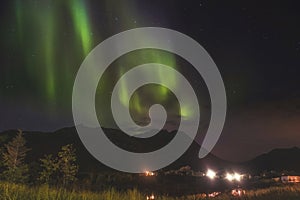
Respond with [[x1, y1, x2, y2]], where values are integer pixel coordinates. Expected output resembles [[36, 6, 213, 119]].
[[206, 169, 216, 179], [281, 175, 300, 183], [234, 173, 242, 182], [226, 173, 234, 181], [145, 171, 155, 176], [231, 188, 246, 196], [146, 194, 155, 199], [208, 192, 221, 197], [226, 172, 242, 182]]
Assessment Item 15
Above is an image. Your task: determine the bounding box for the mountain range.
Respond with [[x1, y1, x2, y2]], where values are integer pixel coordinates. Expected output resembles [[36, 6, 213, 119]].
[[0, 127, 299, 174]]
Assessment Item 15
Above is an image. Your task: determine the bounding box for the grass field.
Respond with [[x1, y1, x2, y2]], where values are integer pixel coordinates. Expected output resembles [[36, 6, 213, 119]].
[[0, 182, 299, 200]]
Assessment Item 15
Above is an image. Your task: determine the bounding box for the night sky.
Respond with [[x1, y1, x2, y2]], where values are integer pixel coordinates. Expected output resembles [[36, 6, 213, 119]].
[[1, 0, 300, 161]]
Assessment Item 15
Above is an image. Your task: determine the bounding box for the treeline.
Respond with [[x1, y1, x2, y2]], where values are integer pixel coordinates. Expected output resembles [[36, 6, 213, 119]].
[[0, 130, 79, 186]]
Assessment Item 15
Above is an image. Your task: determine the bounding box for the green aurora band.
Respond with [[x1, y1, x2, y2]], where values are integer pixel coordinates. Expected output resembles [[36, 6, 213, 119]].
[[14, 0, 93, 102], [69, 0, 93, 55], [12, 0, 194, 120]]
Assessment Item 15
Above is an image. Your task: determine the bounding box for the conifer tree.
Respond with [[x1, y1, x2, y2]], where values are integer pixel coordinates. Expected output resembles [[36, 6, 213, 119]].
[[38, 154, 59, 184], [58, 144, 78, 186], [2, 130, 30, 183]]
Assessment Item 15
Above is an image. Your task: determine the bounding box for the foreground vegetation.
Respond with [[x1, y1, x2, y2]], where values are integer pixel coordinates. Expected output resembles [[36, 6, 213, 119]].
[[1, 130, 300, 199], [212, 185, 300, 200], [0, 182, 299, 200]]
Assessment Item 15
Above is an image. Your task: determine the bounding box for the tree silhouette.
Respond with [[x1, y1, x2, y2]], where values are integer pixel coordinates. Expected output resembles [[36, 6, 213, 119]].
[[38, 154, 59, 184], [38, 144, 79, 186], [2, 130, 30, 183], [58, 144, 79, 186]]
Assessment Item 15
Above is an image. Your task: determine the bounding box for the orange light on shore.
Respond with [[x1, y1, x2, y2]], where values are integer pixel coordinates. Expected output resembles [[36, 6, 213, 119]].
[[231, 189, 246, 196], [145, 171, 155, 176], [208, 192, 221, 197], [146, 194, 155, 199]]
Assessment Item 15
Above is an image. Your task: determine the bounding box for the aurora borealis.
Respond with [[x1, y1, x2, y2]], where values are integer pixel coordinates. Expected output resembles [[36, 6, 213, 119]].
[[12, 0, 94, 102], [7, 0, 181, 115], [1, 0, 300, 161]]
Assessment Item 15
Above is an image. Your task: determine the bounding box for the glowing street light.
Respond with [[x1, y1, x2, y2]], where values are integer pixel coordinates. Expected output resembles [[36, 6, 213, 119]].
[[234, 173, 242, 182], [226, 172, 242, 182], [206, 169, 216, 179], [226, 173, 235, 181]]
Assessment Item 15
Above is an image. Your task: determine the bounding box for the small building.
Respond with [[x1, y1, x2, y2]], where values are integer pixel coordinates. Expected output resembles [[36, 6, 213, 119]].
[[281, 175, 300, 183]]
